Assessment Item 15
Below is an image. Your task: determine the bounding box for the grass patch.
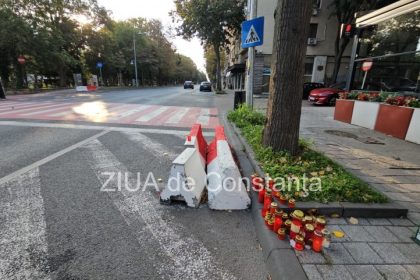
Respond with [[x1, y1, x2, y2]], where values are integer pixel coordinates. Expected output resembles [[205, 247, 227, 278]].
[[228, 105, 387, 203]]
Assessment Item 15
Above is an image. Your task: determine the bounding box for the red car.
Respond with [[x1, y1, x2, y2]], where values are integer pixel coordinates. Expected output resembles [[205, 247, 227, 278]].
[[308, 82, 346, 106]]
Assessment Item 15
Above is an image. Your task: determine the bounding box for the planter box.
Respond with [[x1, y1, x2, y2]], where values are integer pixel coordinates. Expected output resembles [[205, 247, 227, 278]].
[[374, 104, 414, 140], [334, 100, 355, 123], [351, 101, 380, 129], [406, 108, 420, 144]]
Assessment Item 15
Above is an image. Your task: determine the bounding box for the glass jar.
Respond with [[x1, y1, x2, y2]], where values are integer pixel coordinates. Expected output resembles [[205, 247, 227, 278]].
[[277, 228, 286, 240], [267, 218, 274, 231], [281, 213, 289, 222], [322, 229, 331, 249], [258, 185, 265, 203], [315, 217, 326, 231], [273, 209, 284, 233], [288, 198, 296, 208], [294, 235, 305, 251], [303, 215, 314, 225], [304, 224, 315, 244], [290, 210, 304, 240], [312, 230, 323, 253], [264, 213, 272, 227], [270, 202, 278, 215], [279, 194, 287, 205], [284, 219, 292, 235]]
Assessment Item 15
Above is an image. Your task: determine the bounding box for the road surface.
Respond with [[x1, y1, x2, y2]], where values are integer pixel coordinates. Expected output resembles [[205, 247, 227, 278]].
[[0, 87, 267, 280]]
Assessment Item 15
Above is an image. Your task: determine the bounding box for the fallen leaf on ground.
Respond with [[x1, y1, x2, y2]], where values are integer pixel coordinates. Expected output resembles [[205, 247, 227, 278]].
[[332, 231, 345, 238], [349, 217, 358, 225]]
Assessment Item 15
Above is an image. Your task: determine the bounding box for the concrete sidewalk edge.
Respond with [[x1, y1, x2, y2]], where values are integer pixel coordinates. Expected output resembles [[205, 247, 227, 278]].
[[221, 114, 308, 280]]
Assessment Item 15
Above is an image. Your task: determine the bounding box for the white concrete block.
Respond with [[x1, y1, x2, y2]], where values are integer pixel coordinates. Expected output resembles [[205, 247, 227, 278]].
[[160, 148, 206, 208], [184, 124, 207, 168], [76, 86, 88, 92], [406, 108, 420, 144], [351, 101, 380, 129], [207, 141, 251, 210]]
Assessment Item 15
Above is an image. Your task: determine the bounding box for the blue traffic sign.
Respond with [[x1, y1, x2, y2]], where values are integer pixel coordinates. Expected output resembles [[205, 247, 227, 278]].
[[241, 17, 264, 48], [96, 62, 103, 68]]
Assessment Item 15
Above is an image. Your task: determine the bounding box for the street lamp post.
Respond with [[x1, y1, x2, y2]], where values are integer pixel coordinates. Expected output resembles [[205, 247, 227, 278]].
[[133, 32, 139, 88]]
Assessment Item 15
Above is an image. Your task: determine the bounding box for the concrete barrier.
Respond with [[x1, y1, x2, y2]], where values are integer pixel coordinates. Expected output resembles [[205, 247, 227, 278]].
[[76, 85, 97, 92], [185, 123, 207, 168], [160, 148, 206, 208], [207, 126, 251, 210]]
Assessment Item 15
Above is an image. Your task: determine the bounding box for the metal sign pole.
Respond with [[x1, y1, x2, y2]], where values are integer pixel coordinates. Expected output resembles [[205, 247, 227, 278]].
[[246, 0, 257, 109]]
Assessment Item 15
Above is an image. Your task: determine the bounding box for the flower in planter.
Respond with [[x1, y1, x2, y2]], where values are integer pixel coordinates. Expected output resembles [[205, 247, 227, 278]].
[[386, 95, 407, 106], [357, 93, 369, 101]]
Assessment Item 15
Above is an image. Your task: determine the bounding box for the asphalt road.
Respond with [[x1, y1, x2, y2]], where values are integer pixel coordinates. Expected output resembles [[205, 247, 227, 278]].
[[0, 87, 267, 280]]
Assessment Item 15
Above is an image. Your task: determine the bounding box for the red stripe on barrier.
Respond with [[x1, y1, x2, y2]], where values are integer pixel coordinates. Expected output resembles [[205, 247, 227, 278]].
[[206, 126, 227, 164], [187, 124, 208, 161], [87, 85, 97, 91]]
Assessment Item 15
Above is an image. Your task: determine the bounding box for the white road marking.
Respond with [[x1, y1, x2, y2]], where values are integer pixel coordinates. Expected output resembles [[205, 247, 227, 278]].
[[121, 131, 178, 159], [165, 108, 190, 124], [0, 168, 51, 279], [19, 103, 74, 116], [83, 140, 236, 280], [0, 121, 214, 136], [0, 102, 53, 111], [0, 130, 110, 186], [108, 105, 151, 120], [197, 108, 210, 126], [136, 106, 169, 122], [0, 103, 67, 116]]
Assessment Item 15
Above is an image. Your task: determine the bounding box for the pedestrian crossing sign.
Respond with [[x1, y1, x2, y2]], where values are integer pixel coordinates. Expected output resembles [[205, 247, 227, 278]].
[[241, 17, 264, 48]]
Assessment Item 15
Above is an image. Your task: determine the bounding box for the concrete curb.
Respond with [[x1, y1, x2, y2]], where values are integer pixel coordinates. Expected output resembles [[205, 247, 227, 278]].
[[228, 121, 408, 218], [221, 115, 308, 280]]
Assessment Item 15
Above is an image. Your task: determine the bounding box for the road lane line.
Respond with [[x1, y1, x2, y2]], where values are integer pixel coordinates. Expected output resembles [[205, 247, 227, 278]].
[[83, 140, 236, 280], [136, 106, 169, 122], [0, 168, 51, 279], [165, 108, 190, 124], [121, 131, 178, 159], [0, 130, 110, 186], [0, 121, 214, 136]]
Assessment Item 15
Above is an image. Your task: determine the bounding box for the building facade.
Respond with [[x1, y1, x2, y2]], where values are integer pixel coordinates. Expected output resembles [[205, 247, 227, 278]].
[[224, 0, 353, 93]]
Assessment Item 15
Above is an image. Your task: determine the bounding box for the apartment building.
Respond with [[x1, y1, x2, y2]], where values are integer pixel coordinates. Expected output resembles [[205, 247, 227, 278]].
[[224, 0, 353, 93]]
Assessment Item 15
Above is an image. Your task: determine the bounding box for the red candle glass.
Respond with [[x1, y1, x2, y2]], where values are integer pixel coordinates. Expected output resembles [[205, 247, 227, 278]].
[[289, 210, 304, 240], [258, 187, 265, 203], [288, 198, 296, 208], [264, 213, 272, 227], [284, 220, 292, 235], [312, 230, 323, 253], [304, 223, 315, 243], [279, 194, 287, 205], [277, 228, 286, 240], [294, 235, 305, 251], [270, 202, 278, 215], [315, 217, 326, 231], [273, 210, 283, 233]]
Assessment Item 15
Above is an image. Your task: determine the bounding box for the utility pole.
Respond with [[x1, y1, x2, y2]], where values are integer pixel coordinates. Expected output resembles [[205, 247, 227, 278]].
[[133, 32, 139, 88], [246, 0, 257, 108]]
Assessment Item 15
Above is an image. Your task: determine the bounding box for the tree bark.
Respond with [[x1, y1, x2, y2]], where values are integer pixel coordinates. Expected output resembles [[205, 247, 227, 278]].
[[0, 78, 6, 99], [331, 34, 350, 84], [263, 0, 312, 156], [214, 44, 222, 92]]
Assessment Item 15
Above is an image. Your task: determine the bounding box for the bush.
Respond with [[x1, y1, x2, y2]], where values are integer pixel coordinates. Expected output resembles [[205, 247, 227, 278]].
[[228, 106, 388, 203]]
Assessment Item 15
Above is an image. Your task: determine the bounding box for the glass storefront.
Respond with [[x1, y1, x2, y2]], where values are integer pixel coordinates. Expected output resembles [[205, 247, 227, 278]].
[[351, 10, 420, 95]]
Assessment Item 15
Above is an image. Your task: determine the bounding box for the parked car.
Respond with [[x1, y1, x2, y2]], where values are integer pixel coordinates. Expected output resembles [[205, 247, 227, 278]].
[[308, 82, 346, 106], [199, 81, 212, 92], [184, 81, 194, 89], [303, 82, 324, 99]]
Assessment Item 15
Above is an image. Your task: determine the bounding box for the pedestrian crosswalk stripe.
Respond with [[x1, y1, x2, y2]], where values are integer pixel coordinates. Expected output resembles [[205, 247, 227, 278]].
[[136, 106, 169, 122], [0, 102, 67, 116], [165, 108, 189, 124]]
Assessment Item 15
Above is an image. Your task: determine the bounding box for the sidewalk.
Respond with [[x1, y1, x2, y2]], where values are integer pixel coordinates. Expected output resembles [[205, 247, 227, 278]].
[[254, 98, 420, 280]]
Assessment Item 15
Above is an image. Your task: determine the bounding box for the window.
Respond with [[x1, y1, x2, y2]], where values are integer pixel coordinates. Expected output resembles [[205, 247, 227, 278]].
[[304, 57, 314, 82], [313, 0, 321, 9], [308, 24, 318, 39]]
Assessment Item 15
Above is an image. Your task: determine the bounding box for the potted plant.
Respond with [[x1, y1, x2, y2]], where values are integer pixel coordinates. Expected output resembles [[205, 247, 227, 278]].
[[334, 92, 356, 123], [405, 98, 420, 144]]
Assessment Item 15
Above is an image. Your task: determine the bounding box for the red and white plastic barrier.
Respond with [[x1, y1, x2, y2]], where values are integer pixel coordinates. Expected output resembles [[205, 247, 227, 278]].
[[161, 124, 250, 210], [160, 148, 207, 208], [206, 126, 251, 210], [76, 85, 97, 92], [184, 123, 208, 169]]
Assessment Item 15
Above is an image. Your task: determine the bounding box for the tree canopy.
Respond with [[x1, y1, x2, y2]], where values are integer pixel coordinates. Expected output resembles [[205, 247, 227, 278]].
[[0, 0, 205, 89]]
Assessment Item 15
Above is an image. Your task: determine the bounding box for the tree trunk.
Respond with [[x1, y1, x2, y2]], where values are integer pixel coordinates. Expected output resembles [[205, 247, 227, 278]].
[[263, 0, 312, 156], [214, 44, 222, 92], [331, 36, 350, 84], [0, 78, 6, 99]]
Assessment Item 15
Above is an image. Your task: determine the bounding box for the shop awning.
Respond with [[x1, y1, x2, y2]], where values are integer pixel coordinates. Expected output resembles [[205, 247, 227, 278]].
[[227, 63, 246, 74]]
